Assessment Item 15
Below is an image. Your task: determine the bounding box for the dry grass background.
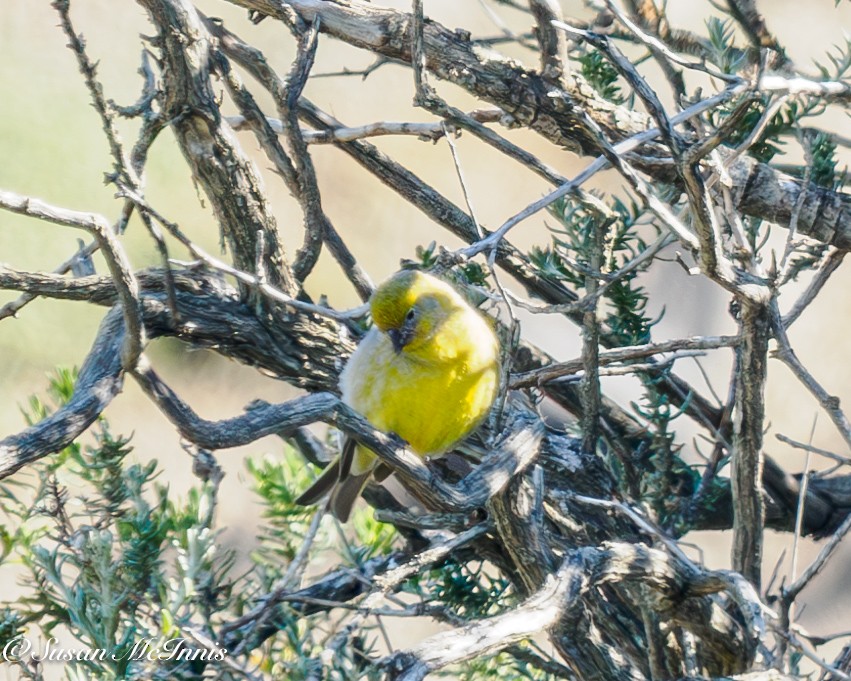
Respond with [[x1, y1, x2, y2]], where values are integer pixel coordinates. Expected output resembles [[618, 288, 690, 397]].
[[1, 0, 851, 676]]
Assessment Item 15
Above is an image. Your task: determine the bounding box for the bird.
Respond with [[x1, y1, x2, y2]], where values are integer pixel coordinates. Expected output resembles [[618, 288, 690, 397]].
[[295, 269, 500, 522]]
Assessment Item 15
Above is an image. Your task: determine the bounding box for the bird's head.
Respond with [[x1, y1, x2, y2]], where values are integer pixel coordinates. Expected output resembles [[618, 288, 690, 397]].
[[370, 270, 461, 355]]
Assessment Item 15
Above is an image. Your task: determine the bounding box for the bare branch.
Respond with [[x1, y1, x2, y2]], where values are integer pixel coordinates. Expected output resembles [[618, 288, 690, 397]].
[[225, 0, 851, 249], [511, 335, 738, 387], [382, 551, 591, 680], [724, 0, 786, 56], [770, 302, 851, 451], [54, 0, 181, 321], [208, 16, 375, 300], [383, 541, 776, 679], [783, 249, 846, 329], [528, 0, 566, 82], [132, 361, 546, 514], [220, 551, 404, 651], [137, 0, 298, 297], [783, 511, 851, 604], [0, 239, 104, 320], [0, 190, 144, 369], [226, 110, 502, 143], [0, 307, 125, 478], [281, 20, 326, 282], [731, 300, 770, 587], [605, 0, 740, 83], [118, 188, 365, 321], [775, 433, 851, 467], [7, 3, 851, 676], [581, 218, 604, 454]]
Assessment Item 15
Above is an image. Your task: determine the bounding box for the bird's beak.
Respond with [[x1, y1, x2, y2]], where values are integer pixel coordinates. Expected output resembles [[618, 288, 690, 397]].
[[388, 328, 405, 354]]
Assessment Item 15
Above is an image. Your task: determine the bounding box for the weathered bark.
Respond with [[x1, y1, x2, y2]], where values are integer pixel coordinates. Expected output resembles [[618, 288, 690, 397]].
[[227, 0, 851, 248], [731, 300, 770, 587], [138, 0, 298, 297], [3, 1, 850, 678]]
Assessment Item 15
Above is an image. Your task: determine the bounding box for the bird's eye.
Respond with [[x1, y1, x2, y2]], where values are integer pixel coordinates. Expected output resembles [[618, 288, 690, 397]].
[[405, 308, 416, 322]]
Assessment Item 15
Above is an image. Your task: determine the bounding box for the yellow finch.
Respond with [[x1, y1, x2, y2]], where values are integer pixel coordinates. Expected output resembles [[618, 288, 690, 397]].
[[296, 269, 500, 521]]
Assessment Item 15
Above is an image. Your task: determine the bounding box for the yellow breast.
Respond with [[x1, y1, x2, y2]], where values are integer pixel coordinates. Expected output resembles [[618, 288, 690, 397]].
[[340, 308, 499, 473]]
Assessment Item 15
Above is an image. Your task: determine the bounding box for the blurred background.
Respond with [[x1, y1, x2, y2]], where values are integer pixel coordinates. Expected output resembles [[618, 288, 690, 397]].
[[2, 0, 851, 672]]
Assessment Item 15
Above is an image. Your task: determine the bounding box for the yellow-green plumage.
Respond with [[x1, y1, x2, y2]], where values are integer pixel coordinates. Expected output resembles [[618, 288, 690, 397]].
[[296, 270, 499, 521]]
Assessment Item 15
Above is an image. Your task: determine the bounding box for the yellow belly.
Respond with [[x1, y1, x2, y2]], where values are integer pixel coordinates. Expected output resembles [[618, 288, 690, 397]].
[[340, 326, 498, 474]]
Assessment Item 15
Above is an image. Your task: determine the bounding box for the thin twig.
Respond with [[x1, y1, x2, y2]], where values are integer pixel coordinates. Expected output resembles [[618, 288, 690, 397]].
[[459, 81, 748, 259], [724, 0, 785, 55], [770, 301, 851, 451], [788, 415, 818, 626], [0, 190, 143, 369], [782, 249, 846, 328], [528, 0, 566, 82], [785, 504, 851, 605], [208, 16, 374, 301], [227, 110, 502, 143], [782, 631, 851, 681], [118, 187, 367, 322], [419, 96, 568, 187], [601, 0, 741, 83], [775, 433, 851, 467], [54, 1, 179, 322], [284, 19, 327, 282], [511, 335, 738, 387]]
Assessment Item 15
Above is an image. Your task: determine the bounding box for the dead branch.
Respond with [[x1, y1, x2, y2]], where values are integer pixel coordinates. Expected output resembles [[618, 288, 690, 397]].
[[4, 1, 851, 677], [226, 0, 851, 248], [0, 190, 144, 369], [0, 305, 125, 478], [383, 541, 775, 680], [138, 0, 298, 298]]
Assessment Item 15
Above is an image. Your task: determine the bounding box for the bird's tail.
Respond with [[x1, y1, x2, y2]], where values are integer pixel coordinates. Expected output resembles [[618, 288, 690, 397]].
[[329, 470, 372, 523], [295, 439, 374, 522], [294, 456, 341, 507]]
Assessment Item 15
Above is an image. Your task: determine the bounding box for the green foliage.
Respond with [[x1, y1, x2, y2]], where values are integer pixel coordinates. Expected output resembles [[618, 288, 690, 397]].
[[533, 196, 658, 346], [351, 508, 398, 561], [7, 373, 566, 678], [458, 260, 489, 288], [454, 651, 554, 680], [531, 195, 695, 523], [0, 376, 367, 678], [578, 51, 624, 104], [531, 198, 599, 290], [810, 132, 838, 189], [603, 199, 659, 347], [711, 37, 849, 168], [412, 241, 489, 288], [3, 374, 251, 679], [711, 98, 824, 164], [429, 559, 512, 619], [413, 240, 439, 269], [20, 367, 78, 427], [705, 17, 745, 74], [721, 99, 789, 163], [814, 37, 851, 81], [403, 562, 558, 679], [246, 452, 316, 570]]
